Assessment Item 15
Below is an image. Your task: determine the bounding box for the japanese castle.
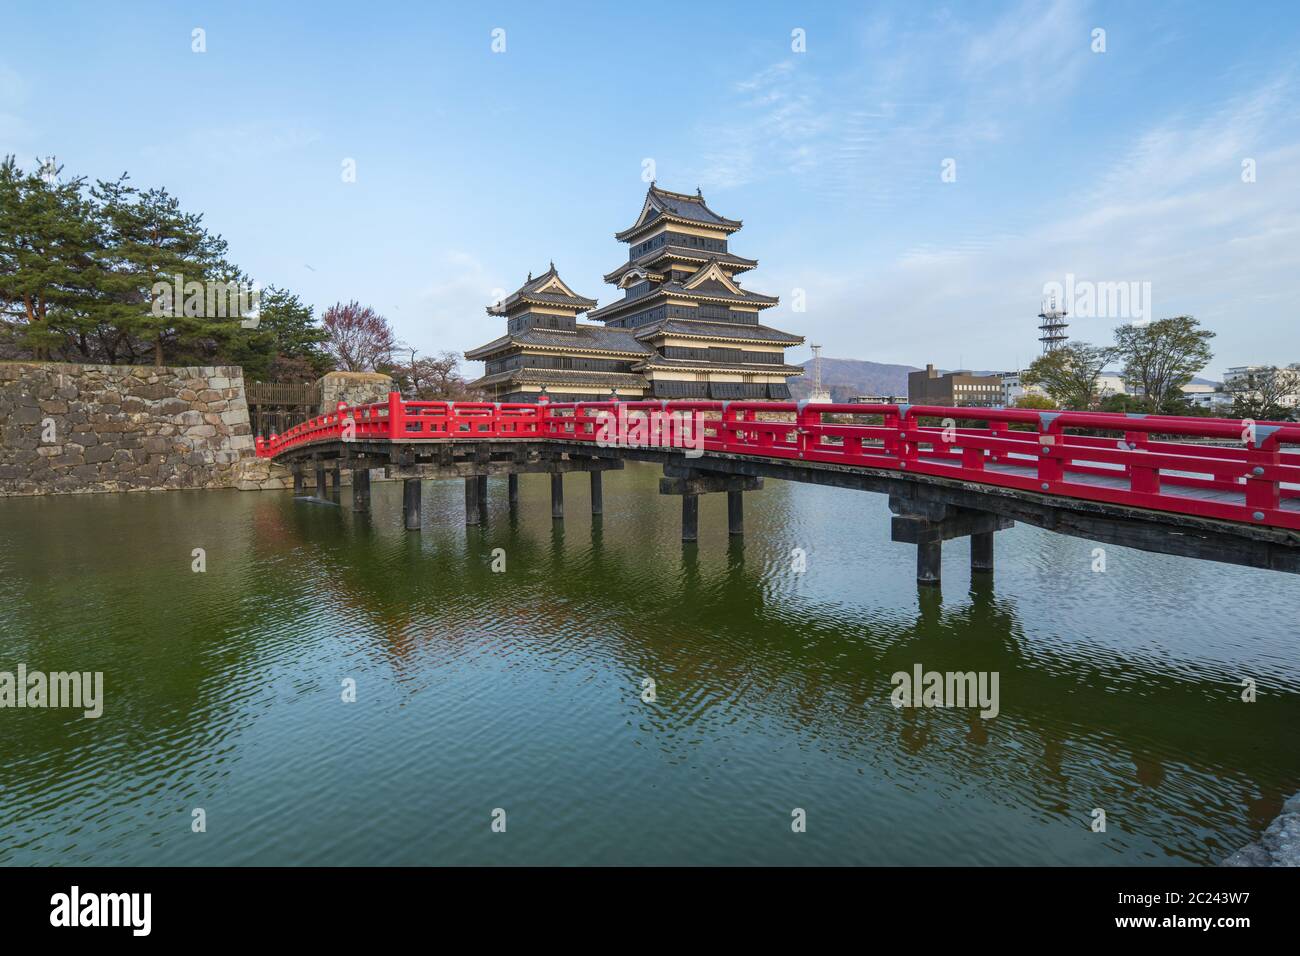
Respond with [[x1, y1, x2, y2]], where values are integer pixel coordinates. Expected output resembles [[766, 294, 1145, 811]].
[[466, 184, 804, 402]]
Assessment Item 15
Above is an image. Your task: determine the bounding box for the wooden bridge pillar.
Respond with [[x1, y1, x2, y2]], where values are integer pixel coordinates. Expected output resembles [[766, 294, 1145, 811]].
[[551, 473, 564, 520], [681, 494, 699, 542], [465, 476, 481, 525], [292, 469, 304, 496], [477, 475, 488, 522], [660, 469, 763, 543], [917, 540, 942, 586], [971, 531, 995, 574], [890, 496, 1013, 587], [508, 473, 519, 509], [403, 478, 422, 530], [727, 490, 744, 536], [590, 471, 603, 516], [328, 465, 342, 500], [352, 468, 371, 512], [314, 461, 326, 497]]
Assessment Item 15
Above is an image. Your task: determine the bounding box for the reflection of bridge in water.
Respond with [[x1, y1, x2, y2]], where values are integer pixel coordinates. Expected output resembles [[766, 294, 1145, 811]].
[[257, 486, 1300, 865], [259, 395, 1300, 581]]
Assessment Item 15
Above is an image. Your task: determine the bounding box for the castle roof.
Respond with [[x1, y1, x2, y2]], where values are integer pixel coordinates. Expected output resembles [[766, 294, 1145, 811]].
[[603, 246, 758, 284], [614, 184, 742, 242], [587, 259, 779, 322], [469, 367, 650, 391], [634, 319, 804, 346], [464, 323, 653, 360], [487, 263, 597, 315]]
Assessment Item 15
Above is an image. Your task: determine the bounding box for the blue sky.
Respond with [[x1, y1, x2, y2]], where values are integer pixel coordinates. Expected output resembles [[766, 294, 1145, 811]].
[[3, 0, 1298, 377]]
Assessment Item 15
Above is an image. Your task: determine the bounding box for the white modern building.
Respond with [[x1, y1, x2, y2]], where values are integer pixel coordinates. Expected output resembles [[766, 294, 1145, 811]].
[[1096, 373, 1128, 400], [999, 371, 1046, 406], [998, 370, 1127, 406], [1179, 382, 1231, 410], [1221, 364, 1300, 410]]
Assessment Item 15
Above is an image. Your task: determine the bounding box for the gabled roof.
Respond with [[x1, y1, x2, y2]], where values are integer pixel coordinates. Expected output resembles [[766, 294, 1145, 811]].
[[586, 276, 779, 322], [633, 356, 805, 375], [634, 319, 804, 346], [487, 262, 598, 315], [616, 267, 664, 289], [680, 259, 745, 295], [470, 367, 650, 391], [464, 324, 654, 360], [615, 184, 742, 242], [603, 246, 757, 284]]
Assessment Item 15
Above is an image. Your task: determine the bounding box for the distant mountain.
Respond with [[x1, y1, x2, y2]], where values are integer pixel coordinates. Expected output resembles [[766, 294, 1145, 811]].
[[791, 357, 919, 402]]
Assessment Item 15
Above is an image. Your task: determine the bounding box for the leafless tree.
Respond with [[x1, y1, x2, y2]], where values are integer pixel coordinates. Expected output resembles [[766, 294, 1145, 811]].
[[320, 301, 397, 372]]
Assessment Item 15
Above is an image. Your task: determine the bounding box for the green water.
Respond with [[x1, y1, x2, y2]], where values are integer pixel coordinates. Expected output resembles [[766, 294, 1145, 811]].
[[1, 463, 1297, 865]]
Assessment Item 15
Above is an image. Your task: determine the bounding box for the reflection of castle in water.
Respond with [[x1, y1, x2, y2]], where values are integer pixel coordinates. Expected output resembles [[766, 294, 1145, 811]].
[[258, 486, 1299, 865]]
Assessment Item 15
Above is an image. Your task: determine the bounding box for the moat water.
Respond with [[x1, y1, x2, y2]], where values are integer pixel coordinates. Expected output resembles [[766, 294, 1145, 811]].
[[1, 463, 1297, 865]]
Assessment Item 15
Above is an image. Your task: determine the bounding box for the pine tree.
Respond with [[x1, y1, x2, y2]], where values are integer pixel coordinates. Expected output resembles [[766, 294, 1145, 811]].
[[0, 156, 104, 360], [94, 177, 242, 365]]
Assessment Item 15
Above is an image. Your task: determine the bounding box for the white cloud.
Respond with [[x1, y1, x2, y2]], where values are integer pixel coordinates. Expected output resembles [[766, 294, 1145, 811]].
[[695, 0, 1088, 204], [779, 76, 1300, 377], [406, 251, 507, 361]]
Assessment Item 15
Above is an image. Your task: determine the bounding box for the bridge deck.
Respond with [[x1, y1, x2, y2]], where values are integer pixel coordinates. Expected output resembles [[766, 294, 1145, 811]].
[[255, 396, 1300, 544], [948, 455, 1300, 511]]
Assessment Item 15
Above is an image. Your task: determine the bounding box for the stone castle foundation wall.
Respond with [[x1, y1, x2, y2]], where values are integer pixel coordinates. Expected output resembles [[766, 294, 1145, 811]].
[[0, 362, 256, 496]]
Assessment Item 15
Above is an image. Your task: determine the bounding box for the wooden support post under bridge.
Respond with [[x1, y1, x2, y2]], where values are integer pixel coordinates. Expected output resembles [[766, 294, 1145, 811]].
[[889, 496, 1013, 587], [727, 490, 744, 536], [465, 475, 481, 525], [681, 494, 699, 542], [551, 473, 564, 520], [972, 531, 995, 574], [659, 469, 764, 543], [403, 478, 421, 531], [352, 468, 370, 512]]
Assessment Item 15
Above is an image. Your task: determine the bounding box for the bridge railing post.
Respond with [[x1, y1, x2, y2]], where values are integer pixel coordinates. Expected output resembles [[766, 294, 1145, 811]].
[[891, 408, 919, 468], [387, 391, 405, 441], [797, 403, 821, 457], [1036, 417, 1065, 486], [1245, 443, 1281, 513]]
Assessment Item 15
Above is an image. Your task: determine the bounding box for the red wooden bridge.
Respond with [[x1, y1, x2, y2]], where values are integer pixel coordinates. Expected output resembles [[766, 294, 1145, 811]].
[[257, 393, 1300, 580]]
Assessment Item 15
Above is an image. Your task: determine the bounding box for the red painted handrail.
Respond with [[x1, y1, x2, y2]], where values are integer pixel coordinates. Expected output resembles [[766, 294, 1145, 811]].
[[255, 393, 1300, 531]]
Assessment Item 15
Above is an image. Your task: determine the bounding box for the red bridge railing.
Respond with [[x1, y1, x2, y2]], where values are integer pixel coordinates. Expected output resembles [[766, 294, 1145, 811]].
[[255, 393, 1300, 531]]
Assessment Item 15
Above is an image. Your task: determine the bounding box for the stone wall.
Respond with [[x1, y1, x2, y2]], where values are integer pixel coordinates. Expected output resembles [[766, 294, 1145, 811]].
[[318, 371, 395, 413], [0, 362, 255, 496]]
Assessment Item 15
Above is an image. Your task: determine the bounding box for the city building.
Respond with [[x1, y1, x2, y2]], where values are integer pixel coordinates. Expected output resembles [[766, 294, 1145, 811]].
[[852, 394, 908, 405], [909, 365, 1003, 407], [1179, 382, 1231, 410], [1096, 372, 1129, 400], [1221, 364, 1300, 410], [1000, 370, 1047, 406], [999, 369, 1128, 408], [466, 185, 805, 402]]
